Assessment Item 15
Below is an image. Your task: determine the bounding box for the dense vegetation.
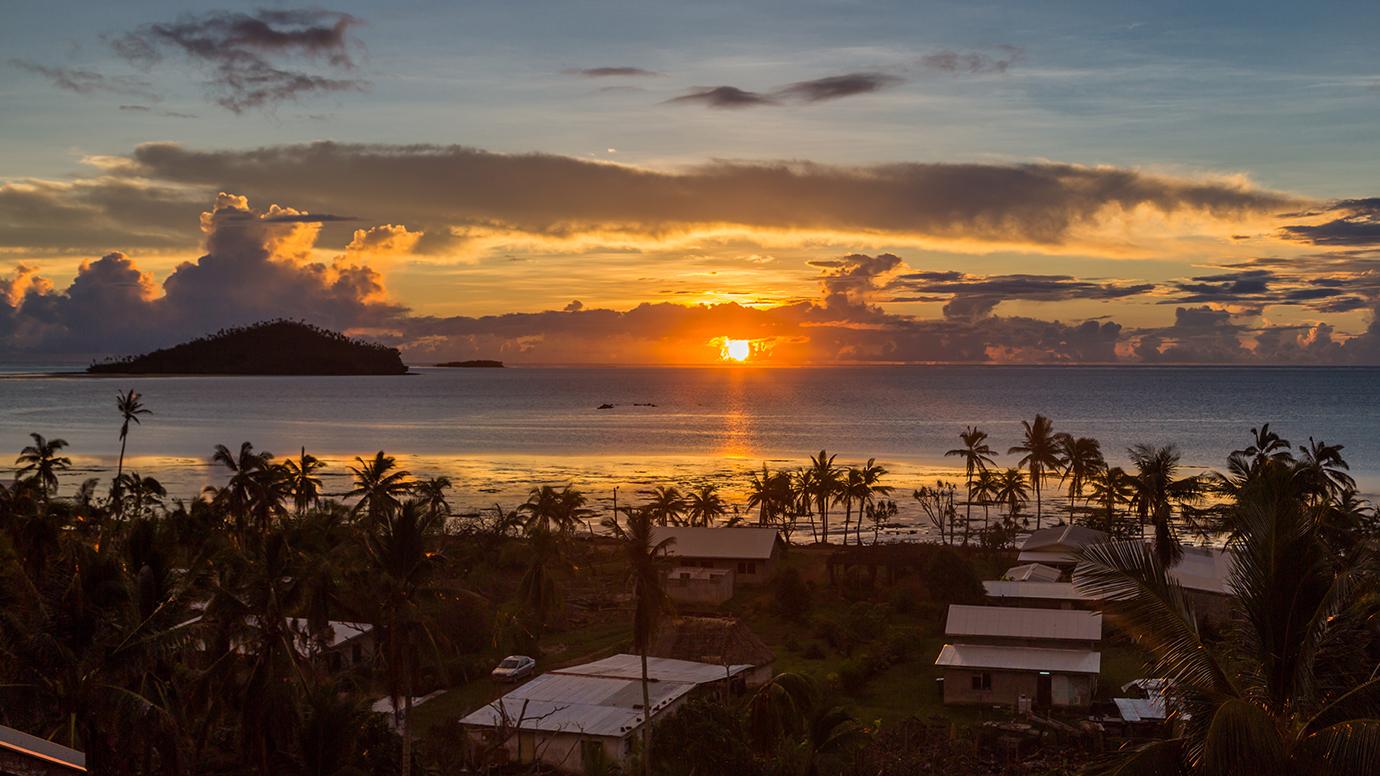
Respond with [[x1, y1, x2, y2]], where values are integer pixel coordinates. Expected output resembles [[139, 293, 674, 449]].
[[1, 392, 1377, 774], [88, 320, 408, 375], [435, 360, 504, 368]]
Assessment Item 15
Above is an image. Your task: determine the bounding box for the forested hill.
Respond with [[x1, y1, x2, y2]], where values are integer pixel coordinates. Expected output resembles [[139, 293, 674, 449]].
[[87, 320, 409, 375]]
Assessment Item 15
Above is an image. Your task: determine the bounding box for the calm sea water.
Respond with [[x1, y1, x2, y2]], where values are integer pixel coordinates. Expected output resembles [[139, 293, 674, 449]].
[[2, 365, 1377, 536]]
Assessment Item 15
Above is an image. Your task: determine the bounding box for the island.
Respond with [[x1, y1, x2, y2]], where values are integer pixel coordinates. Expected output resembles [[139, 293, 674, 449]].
[[434, 360, 505, 368], [87, 320, 409, 375]]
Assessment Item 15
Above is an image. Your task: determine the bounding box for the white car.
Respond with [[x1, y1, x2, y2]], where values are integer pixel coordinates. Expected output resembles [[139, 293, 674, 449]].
[[491, 655, 536, 682]]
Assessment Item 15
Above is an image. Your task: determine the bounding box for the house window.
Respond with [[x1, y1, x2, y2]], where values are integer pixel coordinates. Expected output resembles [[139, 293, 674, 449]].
[[971, 672, 992, 691], [737, 561, 756, 574]]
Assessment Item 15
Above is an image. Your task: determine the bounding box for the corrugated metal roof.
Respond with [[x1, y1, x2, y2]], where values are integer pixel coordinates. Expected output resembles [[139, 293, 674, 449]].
[[1168, 546, 1235, 595], [1002, 563, 1063, 582], [945, 604, 1102, 641], [556, 654, 751, 684], [0, 725, 86, 772], [286, 618, 371, 649], [460, 654, 749, 738], [935, 643, 1101, 674], [1113, 697, 1167, 722], [983, 580, 1101, 601], [1020, 525, 1108, 552], [653, 526, 781, 561]]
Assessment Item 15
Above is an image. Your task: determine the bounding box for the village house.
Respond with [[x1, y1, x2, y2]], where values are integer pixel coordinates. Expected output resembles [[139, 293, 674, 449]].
[[935, 604, 1103, 709], [1016, 524, 1109, 568], [664, 566, 735, 608], [652, 526, 783, 585], [286, 618, 376, 672], [0, 725, 85, 775], [648, 616, 776, 686], [1001, 562, 1064, 582], [461, 654, 751, 775], [982, 580, 1102, 610]]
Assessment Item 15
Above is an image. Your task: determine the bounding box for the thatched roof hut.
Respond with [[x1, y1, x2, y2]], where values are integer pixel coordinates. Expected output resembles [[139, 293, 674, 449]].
[[648, 616, 776, 685]]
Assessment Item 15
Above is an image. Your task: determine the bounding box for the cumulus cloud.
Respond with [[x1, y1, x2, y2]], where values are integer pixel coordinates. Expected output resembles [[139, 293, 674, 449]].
[[0, 194, 402, 355], [563, 66, 659, 77], [112, 8, 366, 112]]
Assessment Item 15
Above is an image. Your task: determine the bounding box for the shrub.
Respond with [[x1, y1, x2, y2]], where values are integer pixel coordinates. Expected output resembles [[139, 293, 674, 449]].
[[836, 657, 872, 692], [802, 642, 826, 660], [921, 548, 985, 605], [773, 566, 812, 621], [844, 601, 890, 644], [652, 697, 758, 776]]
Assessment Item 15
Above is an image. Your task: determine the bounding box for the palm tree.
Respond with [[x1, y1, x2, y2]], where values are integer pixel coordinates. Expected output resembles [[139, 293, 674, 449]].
[[746, 465, 791, 528], [1127, 443, 1204, 566], [946, 427, 995, 544], [994, 467, 1028, 524], [1238, 422, 1294, 471], [414, 475, 454, 521], [282, 447, 324, 516], [1009, 414, 1060, 529], [685, 484, 728, 527], [804, 450, 843, 543], [639, 485, 688, 526], [518, 526, 565, 636], [113, 472, 166, 520], [112, 390, 151, 520], [617, 505, 674, 776], [1087, 465, 1135, 535], [853, 459, 891, 546], [838, 468, 866, 546], [520, 484, 593, 534], [347, 451, 412, 524], [212, 441, 274, 533], [1056, 434, 1104, 521], [362, 499, 446, 776], [1293, 437, 1354, 504], [971, 467, 999, 533], [16, 433, 72, 503], [1075, 473, 1380, 775]]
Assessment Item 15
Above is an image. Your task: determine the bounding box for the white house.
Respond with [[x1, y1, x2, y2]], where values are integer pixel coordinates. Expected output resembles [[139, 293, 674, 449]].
[[1017, 525, 1109, 567], [937, 604, 1103, 709], [461, 654, 751, 774]]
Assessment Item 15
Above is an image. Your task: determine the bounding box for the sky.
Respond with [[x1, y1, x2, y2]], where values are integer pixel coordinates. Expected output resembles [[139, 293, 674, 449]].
[[1, 0, 1378, 364]]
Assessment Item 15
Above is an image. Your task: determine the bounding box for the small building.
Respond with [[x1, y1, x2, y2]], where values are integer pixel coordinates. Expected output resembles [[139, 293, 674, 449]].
[[935, 643, 1101, 709], [665, 566, 734, 608], [0, 725, 86, 774], [1017, 525, 1109, 568], [648, 616, 776, 687], [936, 604, 1102, 709], [982, 580, 1102, 610], [1168, 546, 1237, 626], [1001, 563, 1063, 582], [944, 605, 1102, 651], [286, 618, 376, 671], [652, 526, 783, 584], [461, 654, 751, 775]]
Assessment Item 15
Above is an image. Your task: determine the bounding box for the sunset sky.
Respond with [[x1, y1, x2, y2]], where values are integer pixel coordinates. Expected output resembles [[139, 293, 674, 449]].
[[2, 0, 1379, 364]]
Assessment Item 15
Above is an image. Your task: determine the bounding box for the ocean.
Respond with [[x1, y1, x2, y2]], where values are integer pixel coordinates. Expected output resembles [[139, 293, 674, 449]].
[[2, 365, 1377, 538]]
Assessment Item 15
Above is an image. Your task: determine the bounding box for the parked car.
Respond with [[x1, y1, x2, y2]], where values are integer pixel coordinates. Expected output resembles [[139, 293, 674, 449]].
[[491, 655, 536, 682]]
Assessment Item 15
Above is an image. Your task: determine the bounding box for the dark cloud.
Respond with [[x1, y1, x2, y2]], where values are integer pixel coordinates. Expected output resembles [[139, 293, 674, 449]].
[[9, 59, 156, 99], [1280, 198, 1380, 246], [918, 46, 1023, 75], [666, 86, 775, 108], [98, 142, 1298, 249], [669, 71, 904, 109], [563, 66, 659, 78], [1166, 258, 1380, 314], [112, 9, 366, 112], [774, 72, 904, 103], [890, 269, 1154, 320], [118, 104, 198, 118]]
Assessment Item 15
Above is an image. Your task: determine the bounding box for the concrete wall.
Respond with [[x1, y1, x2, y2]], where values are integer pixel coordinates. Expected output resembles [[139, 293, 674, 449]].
[[665, 570, 734, 607], [941, 668, 1095, 709], [675, 555, 775, 584]]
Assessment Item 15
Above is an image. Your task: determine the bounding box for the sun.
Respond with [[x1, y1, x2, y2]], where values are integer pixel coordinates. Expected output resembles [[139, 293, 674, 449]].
[[722, 338, 751, 362]]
